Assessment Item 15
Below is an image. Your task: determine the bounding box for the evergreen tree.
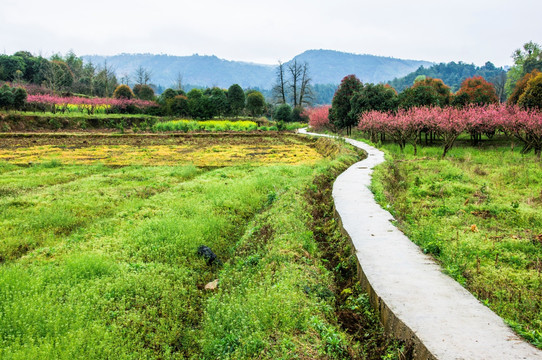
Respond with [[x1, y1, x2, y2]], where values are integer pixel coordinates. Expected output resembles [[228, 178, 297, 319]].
[[246, 91, 265, 117], [329, 75, 363, 135], [349, 83, 398, 119], [227, 84, 245, 117]]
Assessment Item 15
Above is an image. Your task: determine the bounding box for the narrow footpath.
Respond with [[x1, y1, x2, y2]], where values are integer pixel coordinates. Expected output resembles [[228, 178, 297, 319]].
[[299, 128, 542, 360]]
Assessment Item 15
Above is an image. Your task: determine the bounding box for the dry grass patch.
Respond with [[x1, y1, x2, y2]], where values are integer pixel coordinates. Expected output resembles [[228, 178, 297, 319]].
[[0, 134, 323, 167]]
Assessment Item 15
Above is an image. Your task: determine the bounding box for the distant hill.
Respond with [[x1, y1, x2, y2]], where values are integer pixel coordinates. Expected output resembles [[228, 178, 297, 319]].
[[82, 50, 433, 91], [288, 50, 432, 85], [82, 53, 275, 90], [388, 61, 507, 93]]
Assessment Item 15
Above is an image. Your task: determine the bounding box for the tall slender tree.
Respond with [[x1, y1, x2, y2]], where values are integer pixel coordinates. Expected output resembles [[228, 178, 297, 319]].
[[298, 62, 313, 107], [94, 60, 118, 97], [288, 60, 302, 107], [174, 72, 184, 91], [272, 61, 288, 104], [490, 72, 507, 103]]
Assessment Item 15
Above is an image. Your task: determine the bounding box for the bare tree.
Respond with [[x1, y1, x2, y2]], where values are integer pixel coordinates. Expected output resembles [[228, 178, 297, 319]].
[[39, 60, 57, 91], [95, 60, 117, 97], [175, 72, 183, 91], [120, 73, 131, 86], [272, 61, 288, 104], [134, 66, 152, 85], [288, 60, 302, 107], [491, 71, 507, 103], [287, 60, 313, 107], [272, 60, 313, 108], [298, 62, 313, 107], [81, 61, 96, 96]]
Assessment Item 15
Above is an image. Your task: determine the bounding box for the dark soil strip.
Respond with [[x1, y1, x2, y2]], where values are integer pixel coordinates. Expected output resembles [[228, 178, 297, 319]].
[[0, 132, 311, 149], [305, 161, 413, 360]]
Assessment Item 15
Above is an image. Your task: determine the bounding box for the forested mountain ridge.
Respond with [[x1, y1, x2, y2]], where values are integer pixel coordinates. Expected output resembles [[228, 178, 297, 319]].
[[82, 50, 433, 91], [289, 50, 432, 85], [388, 61, 507, 94], [82, 53, 276, 90]]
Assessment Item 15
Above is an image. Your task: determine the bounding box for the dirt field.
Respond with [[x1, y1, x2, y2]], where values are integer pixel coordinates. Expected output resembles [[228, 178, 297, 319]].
[[0, 133, 323, 166]]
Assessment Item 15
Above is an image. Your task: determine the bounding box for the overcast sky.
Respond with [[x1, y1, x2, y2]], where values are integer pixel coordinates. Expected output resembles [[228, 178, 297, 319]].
[[1, 0, 540, 67]]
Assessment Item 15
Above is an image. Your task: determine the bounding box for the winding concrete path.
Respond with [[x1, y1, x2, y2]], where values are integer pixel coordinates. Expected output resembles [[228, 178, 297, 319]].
[[299, 128, 542, 360]]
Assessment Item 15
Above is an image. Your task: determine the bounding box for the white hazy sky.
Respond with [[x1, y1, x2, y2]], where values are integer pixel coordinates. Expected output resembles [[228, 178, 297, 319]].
[[1, 0, 540, 67]]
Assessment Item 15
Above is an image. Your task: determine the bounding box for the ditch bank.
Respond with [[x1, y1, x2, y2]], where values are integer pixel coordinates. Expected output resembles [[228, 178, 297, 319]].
[[0, 112, 159, 131], [298, 128, 542, 360]]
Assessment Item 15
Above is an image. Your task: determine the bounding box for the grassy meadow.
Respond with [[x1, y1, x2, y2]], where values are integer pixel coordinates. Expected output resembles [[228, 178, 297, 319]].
[[367, 136, 542, 348], [0, 134, 403, 359]]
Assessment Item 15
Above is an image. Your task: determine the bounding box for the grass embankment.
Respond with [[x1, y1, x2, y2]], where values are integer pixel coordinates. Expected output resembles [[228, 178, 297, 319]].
[[0, 111, 306, 133], [369, 139, 542, 348], [0, 135, 403, 359], [0, 111, 158, 132], [152, 119, 305, 132]]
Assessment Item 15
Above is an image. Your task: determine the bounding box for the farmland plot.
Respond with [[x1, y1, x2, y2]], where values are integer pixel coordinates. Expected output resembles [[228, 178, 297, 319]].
[[0, 134, 401, 359]]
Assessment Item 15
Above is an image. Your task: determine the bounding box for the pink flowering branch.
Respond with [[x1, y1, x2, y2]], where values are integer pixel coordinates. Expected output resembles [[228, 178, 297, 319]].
[[357, 104, 542, 157], [27, 94, 158, 114], [305, 105, 332, 131]]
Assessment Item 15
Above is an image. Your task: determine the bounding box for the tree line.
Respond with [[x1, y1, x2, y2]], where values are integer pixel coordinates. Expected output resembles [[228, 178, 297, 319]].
[[0, 50, 273, 118], [0, 50, 288, 120], [0, 51, 119, 97], [328, 74, 498, 135], [153, 84, 266, 119], [327, 41, 542, 135], [0, 80, 268, 120], [388, 61, 507, 99]]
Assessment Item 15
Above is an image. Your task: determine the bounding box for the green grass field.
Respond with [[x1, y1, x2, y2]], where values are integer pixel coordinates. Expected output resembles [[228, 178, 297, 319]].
[[151, 119, 306, 132], [0, 134, 404, 359], [368, 137, 542, 348]]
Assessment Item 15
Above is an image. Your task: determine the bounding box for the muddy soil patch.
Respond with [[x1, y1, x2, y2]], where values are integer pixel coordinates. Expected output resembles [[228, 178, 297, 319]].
[[305, 156, 411, 359]]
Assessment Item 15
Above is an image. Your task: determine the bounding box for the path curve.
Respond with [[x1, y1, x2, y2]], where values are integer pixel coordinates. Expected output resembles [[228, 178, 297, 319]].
[[299, 128, 542, 360]]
